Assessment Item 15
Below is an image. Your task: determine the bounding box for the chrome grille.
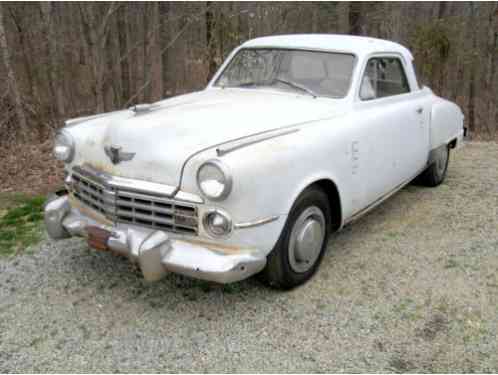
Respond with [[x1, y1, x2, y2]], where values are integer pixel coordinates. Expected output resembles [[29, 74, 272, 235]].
[[115, 190, 198, 234], [71, 173, 114, 216], [69, 167, 198, 235]]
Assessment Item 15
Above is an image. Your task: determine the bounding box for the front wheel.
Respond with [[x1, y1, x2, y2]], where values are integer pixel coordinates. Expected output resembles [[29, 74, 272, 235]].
[[260, 187, 331, 289], [417, 145, 450, 187]]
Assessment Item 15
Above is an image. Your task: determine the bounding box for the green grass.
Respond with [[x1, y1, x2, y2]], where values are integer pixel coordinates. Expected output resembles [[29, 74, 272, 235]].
[[0, 194, 46, 257]]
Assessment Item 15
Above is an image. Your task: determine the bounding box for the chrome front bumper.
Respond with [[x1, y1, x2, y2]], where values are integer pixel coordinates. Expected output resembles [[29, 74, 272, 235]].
[[44, 195, 266, 283]]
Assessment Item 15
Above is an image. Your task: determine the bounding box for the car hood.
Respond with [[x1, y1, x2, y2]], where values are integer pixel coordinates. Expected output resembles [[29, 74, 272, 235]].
[[70, 89, 346, 188]]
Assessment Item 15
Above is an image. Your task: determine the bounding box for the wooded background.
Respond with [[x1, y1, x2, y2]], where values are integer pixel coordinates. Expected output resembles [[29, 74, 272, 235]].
[[1, 2, 497, 146]]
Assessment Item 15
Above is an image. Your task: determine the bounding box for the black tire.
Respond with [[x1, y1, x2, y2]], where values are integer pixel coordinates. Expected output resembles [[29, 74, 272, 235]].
[[417, 146, 450, 187], [260, 186, 331, 289]]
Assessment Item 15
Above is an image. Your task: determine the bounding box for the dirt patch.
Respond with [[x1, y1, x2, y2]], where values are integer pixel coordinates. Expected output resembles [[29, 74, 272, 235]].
[[0, 139, 64, 196], [389, 356, 415, 373], [418, 313, 448, 341]]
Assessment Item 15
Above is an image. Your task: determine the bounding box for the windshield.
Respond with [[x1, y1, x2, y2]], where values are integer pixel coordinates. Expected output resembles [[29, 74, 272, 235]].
[[215, 48, 355, 98]]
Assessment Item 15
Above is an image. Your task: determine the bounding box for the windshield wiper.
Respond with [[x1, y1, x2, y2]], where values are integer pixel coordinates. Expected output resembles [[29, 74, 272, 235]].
[[273, 78, 317, 98]]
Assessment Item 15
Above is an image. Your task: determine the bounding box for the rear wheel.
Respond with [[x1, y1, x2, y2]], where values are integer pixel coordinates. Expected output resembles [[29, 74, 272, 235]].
[[417, 145, 450, 187], [260, 187, 331, 289]]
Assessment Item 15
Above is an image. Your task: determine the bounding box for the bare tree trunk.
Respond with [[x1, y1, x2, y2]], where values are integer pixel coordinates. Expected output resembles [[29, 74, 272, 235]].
[[117, 4, 130, 105], [336, 3, 350, 34], [237, 2, 249, 42], [206, 2, 217, 82], [0, 4, 28, 139], [104, 14, 121, 111], [386, 3, 403, 42], [485, 4, 498, 140], [128, 5, 139, 105], [436, 2, 448, 97], [141, 4, 148, 103], [149, 2, 162, 102], [160, 2, 170, 97], [141, 3, 161, 103], [467, 3, 477, 136], [349, 2, 363, 35], [311, 5, 319, 33], [41, 2, 65, 122], [6, 5, 40, 108], [78, 3, 119, 113]]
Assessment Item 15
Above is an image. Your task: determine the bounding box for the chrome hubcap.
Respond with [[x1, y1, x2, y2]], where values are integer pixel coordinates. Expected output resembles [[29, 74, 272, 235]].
[[436, 147, 448, 177], [288, 206, 326, 273]]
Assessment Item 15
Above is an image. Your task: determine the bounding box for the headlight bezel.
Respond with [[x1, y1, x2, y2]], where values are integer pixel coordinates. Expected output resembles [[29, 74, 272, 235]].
[[54, 130, 75, 163], [196, 159, 232, 201]]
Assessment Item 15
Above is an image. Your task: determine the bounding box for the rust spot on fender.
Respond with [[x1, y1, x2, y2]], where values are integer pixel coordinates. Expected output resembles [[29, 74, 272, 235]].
[[68, 194, 112, 226], [85, 162, 170, 185], [86, 226, 111, 251], [87, 162, 117, 175]]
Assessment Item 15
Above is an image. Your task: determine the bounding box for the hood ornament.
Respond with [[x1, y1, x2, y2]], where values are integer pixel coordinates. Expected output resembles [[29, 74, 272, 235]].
[[104, 145, 135, 165]]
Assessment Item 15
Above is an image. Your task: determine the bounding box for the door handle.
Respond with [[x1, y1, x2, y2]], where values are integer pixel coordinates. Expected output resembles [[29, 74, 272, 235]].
[[416, 107, 424, 114]]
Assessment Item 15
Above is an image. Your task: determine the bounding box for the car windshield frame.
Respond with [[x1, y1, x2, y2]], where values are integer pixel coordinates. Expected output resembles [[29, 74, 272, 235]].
[[213, 47, 357, 99]]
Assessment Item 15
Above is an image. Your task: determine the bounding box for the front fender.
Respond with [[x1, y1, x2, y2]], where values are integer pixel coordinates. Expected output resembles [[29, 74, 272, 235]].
[[180, 119, 355, 249]]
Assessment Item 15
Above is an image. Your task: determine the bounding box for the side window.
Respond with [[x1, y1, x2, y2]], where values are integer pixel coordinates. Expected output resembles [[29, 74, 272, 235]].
[[360, 57, 410, 100]]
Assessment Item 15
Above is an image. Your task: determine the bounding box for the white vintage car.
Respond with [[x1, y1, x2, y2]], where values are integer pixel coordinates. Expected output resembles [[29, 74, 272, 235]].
[[45, 34, 464, 289]]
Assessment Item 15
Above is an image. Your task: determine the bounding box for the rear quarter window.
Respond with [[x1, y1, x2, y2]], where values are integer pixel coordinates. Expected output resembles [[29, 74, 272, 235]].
[[360, 57, 410, 100]]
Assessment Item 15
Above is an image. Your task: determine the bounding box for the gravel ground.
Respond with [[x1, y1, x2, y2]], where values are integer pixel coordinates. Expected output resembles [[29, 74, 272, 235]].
[[1, 142, 497, 373]]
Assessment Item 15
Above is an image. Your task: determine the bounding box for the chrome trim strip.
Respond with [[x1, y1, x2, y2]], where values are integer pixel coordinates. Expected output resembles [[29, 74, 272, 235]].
[[174, 190, 205, 204], [216, 128, 299, 157], [108, 176, 175, 196], [74, 165, 176, 197], [234, 215, 279, 229]]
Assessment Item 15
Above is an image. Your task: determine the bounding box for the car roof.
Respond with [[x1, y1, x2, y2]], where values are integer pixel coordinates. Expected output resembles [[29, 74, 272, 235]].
[[241, 34, 413, 60]]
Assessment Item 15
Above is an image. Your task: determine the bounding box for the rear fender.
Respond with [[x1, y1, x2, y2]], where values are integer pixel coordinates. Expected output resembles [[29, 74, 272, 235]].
[[430, 97, 464, 150]]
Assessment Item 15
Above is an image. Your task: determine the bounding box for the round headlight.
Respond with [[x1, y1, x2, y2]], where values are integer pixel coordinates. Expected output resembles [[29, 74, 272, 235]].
[[203, 209, 232, 237], [54, 130, 75, 163], [196, 159, 232, 201]]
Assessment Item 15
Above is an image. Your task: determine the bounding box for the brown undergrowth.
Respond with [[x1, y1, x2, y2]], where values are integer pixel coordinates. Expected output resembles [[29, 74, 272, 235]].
[[0, 139, 64, 196]]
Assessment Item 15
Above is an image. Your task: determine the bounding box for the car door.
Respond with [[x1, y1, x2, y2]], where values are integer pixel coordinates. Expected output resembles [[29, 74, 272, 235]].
[[350, 55, 429, 212]]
